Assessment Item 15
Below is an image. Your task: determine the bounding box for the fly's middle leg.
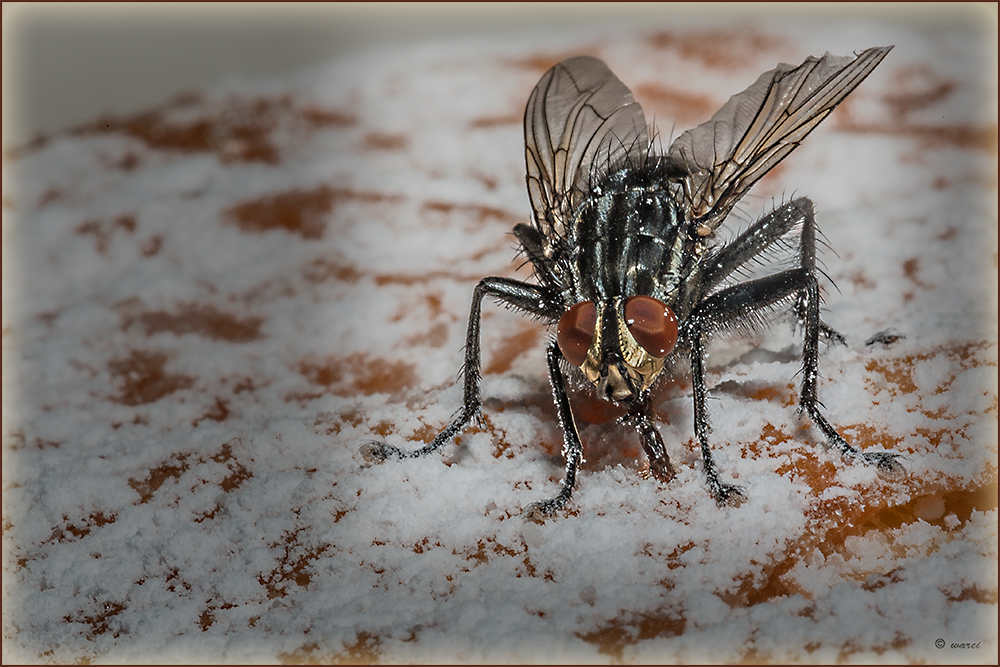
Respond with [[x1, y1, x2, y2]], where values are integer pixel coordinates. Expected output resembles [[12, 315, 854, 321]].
[[688, 323, 749, 507]]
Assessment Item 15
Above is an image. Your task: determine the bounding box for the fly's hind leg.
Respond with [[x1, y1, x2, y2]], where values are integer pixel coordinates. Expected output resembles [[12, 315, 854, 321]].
[[795, 271, 905, 477], [360, 276, 559, 464], [792, 200, 904, 477]]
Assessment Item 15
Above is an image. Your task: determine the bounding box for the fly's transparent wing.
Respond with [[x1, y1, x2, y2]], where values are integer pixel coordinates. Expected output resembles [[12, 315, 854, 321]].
[[667, 46, 892, 232], [525, 56, 649, 246]]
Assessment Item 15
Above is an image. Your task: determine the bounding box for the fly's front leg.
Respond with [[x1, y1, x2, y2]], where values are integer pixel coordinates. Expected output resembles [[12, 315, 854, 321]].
[[361, 276, 558, 464], [687, 317, 749, 507], [627, 398, 675, 483], [523, 342, 584, 520]]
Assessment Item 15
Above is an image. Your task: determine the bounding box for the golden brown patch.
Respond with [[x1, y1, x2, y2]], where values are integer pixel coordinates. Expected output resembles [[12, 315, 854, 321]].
[[46, 511, 117, 544], [837, 114, 998, 153], [198, 608, 216, 632], [775, 449, 841, 495], [421, 199, 521, 228], [225, 186, 397, 240], [294, 353, 419, 400], [839, 422, 906, 455], [361, 132, 408, 151], [128, 451, 192, 503], [35, 311, 58, 327], [422, 292, 446, 319], [214, 444, 252, 492], [301, 256, 365, 284], [716, 380, 797, 407], [75, 214, 137, 254], [123, 302, 264, 343], [232, 376, 262, 394], [258, 527, 330, 599], [372, 269, 484, 287], [566, 388, 629, 425], [302, 255, 485, 288], [405, 322, 450, 349], [301, 248, 496, 290], [63, 601, 127, 640], [646, 29, 787, 68], [468, 114, 521, 129], [634, 84, 717, 126], [463, 538, 519, 566], [193, 397, 231, 427], [509, 51, 594, 74], [37, 187, 63, 207], [577, 612, 686, 662], [114, 151, 142, 171], [128, 442, 250, 504], [866, 353, 917, 397], [108, 349, 195, 406], [883, 65, 958, 119], [226, 187, 335, 239], [140, 234, 163, 257], [298, 106, 357, 127], [865, 341, 992, 402], [901, 257, 928, 288], [471, 170, 499, 190], [71, 94, 356, 164], [820, 479, 998, 554], [848, 269, 876, 290], [279, 632, 383, 665], [719, 554, 802, 607], [483, 324, 542, 375]]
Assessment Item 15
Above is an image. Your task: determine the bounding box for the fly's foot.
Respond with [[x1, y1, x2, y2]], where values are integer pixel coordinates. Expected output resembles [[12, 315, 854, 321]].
[[522, 486, 572, 522], [823, 430, 907, 479], [359, 441, 402, 465], [820, 321, 847, 345], [522, 499, 561, 523], [792, 297, 845, 345], [711, 481, 748, 508], [856, 450, 907, 479]]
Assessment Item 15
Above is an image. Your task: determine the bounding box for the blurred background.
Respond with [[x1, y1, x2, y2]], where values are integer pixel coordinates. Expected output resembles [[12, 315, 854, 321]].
[[4, 2, 993, 151]]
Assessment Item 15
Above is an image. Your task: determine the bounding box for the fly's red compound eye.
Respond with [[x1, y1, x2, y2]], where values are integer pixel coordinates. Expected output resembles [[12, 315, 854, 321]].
[[557, 301, 597, 366], [624, 296, 677, 358]]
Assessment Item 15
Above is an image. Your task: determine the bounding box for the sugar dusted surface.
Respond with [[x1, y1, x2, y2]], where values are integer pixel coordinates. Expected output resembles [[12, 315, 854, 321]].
[[3, 19, 997, 664]]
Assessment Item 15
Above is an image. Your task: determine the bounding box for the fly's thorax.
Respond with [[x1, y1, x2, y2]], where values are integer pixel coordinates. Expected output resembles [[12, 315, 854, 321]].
[[569, 172, 690, 303], [556, 295, 678, 402]]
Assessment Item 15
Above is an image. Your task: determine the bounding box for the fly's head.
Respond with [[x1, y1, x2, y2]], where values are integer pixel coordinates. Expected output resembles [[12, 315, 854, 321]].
[[556, 295, 678, 402]]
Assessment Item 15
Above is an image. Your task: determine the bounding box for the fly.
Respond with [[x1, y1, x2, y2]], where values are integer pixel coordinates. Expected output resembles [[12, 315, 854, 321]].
[[362, 49, 905, 518]]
